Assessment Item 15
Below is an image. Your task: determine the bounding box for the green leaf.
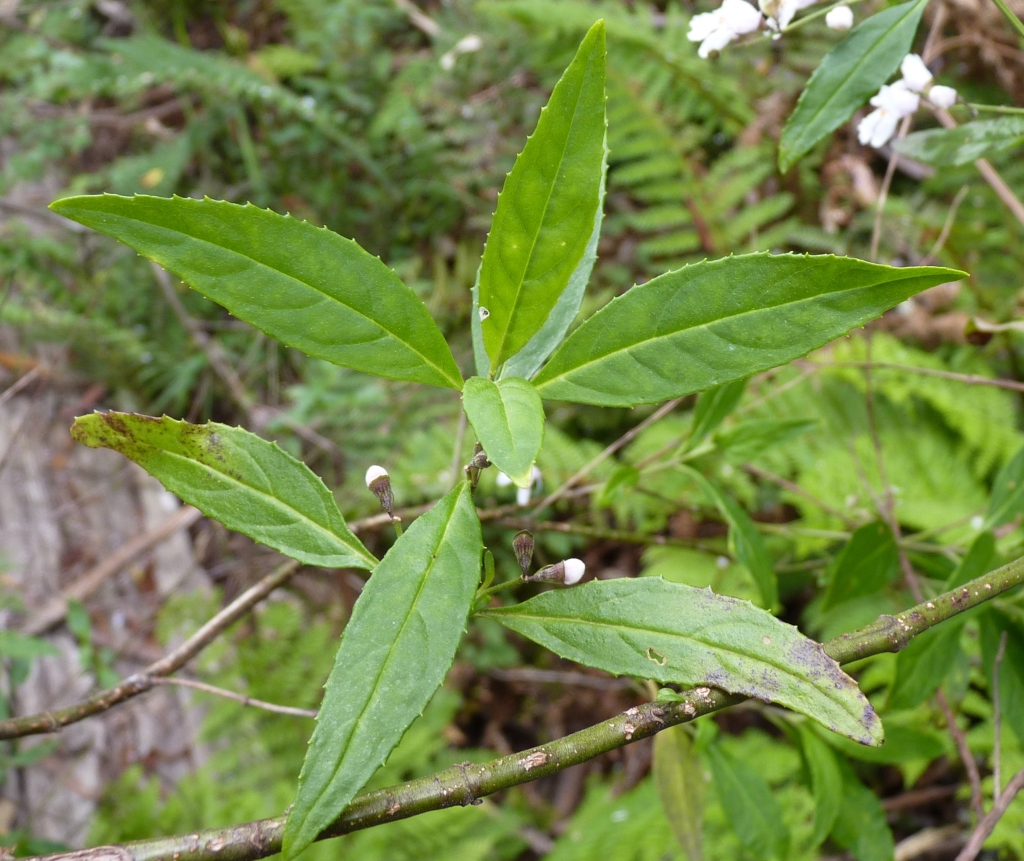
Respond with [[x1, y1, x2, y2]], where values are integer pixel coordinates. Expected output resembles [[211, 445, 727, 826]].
[[830, 763, 895, 861], [895, 117, 1024, 167], [462, 377, 545, 487], [654, 726, 705, 861], [688, 379, 747, 448], [945, 530, 995, 590], [0, 632, 60, 661], [778, 0, 928, 171], [71, 412, 375, 570], [887, 621, 964, 711], [985, 442, 1024, 528], [478, 20, 607, 368], [797, 726, 842, 847], [980, 609, 1024, 745], [283, 482, 483, 859], [482, 578, 883, 744], [685, 468, 778, 611], [715, 419, 817, 463], [49, 195, 463, 390], [822, 522, 899, 611], [533, 253, 964, 407], [705, 743, 789, 861]]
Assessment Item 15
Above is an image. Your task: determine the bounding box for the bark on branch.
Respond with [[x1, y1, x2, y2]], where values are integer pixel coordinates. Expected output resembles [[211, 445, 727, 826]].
[[25, 553, 1024, 861]]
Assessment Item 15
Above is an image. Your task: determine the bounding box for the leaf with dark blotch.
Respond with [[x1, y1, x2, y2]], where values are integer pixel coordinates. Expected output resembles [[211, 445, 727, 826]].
[[462, 377, 545, 487], [478, 20, 607, 368], [49, 194, 463, 389], [482, 578, 882, 744], [533, 253, 964, 407], [71, 412, 375, 569], [895, 117, 1024, 167], [778, 0, 928, 171], [283, 482, 483, 859]]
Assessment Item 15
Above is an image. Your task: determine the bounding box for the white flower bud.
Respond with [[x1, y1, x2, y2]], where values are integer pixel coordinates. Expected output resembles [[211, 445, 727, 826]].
[[562, 558, 586, 585], [364, 465, 393, 517], [364, 465, 388, 487], [900, 54, 933, 93], [825, 5, 853, 29], [928, 85, 958, 109], [516, 486, 532, 506], [496, 472, 513, 488]]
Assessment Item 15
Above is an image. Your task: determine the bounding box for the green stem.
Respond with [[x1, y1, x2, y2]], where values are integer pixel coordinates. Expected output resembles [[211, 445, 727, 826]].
[[48, 553, 1024, 861], [476, 576, 524, 600], [963, 102, 1024, 116], [988, 0, 1024, 42], [780, 0, 871, 34]]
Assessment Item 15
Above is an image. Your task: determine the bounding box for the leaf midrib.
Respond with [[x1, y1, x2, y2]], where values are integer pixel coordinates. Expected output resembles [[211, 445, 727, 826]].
[[84, 204, 460, 388], [490, 50, 597, 366], [151, 444, 375, 568], [785, 0, 921, 153], [536, 268, 924, 390], [487, 608, 856, 715], [315, 485, 468, 813]]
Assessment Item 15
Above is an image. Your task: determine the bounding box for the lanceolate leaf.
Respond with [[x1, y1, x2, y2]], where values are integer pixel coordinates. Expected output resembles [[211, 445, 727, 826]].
[[71, 412, 375, 569], [822, 521, 899, 611], [532, 253, 963, 407], [985, 442, 1024, 529], [945, 531, 995, 590], [778, 0, 928, 171], [686, 468, 778, 611], [482, 578, 883, 744], [473, 139, 608, 382], [895, 117, 1024, 167], [478, 20, 607, 368], [283, 482, 483, 859], [462, 377, 545, 487], [50, 195, 463, 389], [688, 378, 747, 448], [705, 744, 789, 861], [830, 763, 895, 861], [797, 726, 842, 847], [887, 621, 964, 711], [654, 726, 705, 861]]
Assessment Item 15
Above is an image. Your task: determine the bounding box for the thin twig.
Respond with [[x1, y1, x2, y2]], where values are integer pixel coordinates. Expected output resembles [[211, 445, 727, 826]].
[[935, 688, 986, 820], [0, 560, 299, 739], [150, 677, 317, 719], [21, 506, 203, 637], [921, 185, 969, 266], [490, 668, 631, 691], [955, 767, 1024, 861], [742, 463, 853, 523], [31, 553, 1024, 861], [497, 517, 724, 554], [802, 360, 1024, 394], [530, 398, 686, 513], [993, 630, 1009, 803], [0, 365, 42, 410], [870, 114, 914, 262]]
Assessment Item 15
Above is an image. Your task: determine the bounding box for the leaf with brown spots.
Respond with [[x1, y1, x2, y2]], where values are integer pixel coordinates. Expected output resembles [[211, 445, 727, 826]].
[[71, 412, 375, 569], [482, 578, 883, 745]]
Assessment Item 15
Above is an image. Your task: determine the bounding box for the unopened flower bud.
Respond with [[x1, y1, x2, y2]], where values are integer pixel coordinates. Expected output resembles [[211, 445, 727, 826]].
[[825, 5, 853, 29], [469, 450, 491, 470], [496, 472, 513, 488], [513, 530, 534, 577], [928, 85, 957, 109], [525, 558, 585, 586], [364, 465, 393, 517]]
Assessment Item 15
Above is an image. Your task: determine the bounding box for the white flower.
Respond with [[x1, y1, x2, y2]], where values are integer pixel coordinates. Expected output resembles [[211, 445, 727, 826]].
[[858, 81, 919, 147], [496, 471, 513, 488], [688, 0, 763, 58], [439, 33, 483, 70], [825, 5, 853, 29], [562, 558, 586, 586], [364, 465, 388, 487], [900, 54, 933, 93], [501, 465, 542, 505], [516, 486, 532, 506], [928, 85, 958, 109], [761, 0, 816, 30]]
